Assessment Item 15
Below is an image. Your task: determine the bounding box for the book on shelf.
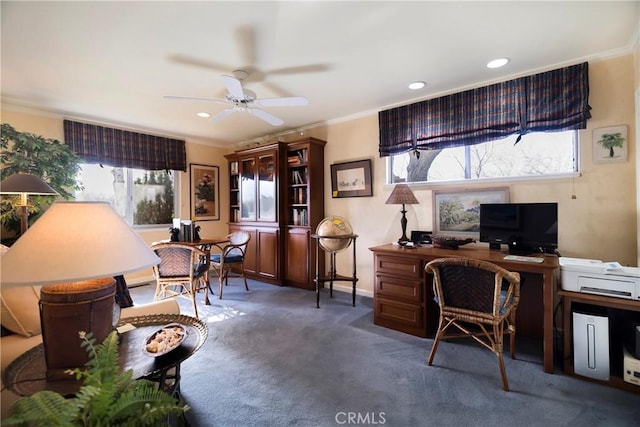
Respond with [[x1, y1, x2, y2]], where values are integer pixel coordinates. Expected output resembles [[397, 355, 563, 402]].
[[292, 208, 308, 226], [230, 162, 239, 174], [292, 170, 304, 185]]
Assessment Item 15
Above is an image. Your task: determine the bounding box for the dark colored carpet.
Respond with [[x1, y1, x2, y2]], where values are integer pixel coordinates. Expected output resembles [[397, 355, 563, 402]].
[[129, 280, 640, 427]]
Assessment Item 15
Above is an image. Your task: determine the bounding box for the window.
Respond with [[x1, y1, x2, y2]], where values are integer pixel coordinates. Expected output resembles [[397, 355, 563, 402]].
[[388, 131, 577, 184], [75, 164, 178, 227]]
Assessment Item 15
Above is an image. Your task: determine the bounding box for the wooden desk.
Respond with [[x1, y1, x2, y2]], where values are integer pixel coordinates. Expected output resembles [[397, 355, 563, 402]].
[[369, 244, 559, 374]]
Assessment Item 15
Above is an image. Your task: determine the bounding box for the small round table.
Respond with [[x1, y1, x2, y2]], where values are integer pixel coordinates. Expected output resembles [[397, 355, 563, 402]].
[[4, 314, 208, 399]]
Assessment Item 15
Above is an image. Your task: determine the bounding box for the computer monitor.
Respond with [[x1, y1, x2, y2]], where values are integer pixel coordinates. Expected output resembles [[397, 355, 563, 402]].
[[479, 202, 558, 255]]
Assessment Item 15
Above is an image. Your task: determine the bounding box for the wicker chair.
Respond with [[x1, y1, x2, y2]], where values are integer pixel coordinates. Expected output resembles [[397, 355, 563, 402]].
[[209, 231, 251, 299], [425, 257, 521, 391], [150, 242, 210, 318]]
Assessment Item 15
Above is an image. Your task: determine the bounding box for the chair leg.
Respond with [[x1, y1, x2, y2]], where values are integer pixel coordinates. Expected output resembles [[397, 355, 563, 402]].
[[202, 277, 210, 306], [218, 267, 225, 299], [497, 352, 510, 391], [242, 263, 249, 291], [494, 323, 510, 391], [191, 292, 199, 319], [509, 312, 517, 359], [427, 317, 445, 365]]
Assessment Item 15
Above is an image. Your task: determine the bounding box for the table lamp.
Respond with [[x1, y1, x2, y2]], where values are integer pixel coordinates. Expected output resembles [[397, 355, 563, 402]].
[[0, 173, 58, 235], [385, 184, 419, 247], [1, 201, 160, 379]]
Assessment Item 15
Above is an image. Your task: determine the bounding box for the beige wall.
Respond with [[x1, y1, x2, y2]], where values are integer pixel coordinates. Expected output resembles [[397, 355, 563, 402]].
[[2, 54, 637, 293]]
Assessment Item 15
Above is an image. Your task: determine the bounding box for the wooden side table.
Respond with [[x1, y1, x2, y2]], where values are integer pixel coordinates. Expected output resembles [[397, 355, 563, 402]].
[[4, 314, 208, 399]]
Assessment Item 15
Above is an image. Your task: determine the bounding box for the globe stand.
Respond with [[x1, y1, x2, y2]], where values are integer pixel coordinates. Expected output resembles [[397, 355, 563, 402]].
[[311, 233, 358, 309]]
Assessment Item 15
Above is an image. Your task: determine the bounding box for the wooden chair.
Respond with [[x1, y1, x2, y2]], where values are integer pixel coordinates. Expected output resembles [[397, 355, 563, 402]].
[[150, 242, 210, 318], [209, 231, 251, 299], [425, 257, 521, 391]]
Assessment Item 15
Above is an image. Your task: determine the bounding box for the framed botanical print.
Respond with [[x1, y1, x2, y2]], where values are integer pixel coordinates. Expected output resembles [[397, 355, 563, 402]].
[[190, 163, 220, 221]]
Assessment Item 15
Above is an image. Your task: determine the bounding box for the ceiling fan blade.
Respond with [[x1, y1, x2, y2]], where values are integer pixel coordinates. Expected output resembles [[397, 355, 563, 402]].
[[163, 95, 227, 104], [210, 109, 235, 124], [221, 75, 245, 100], [249, 108, 283, 126], [268, 64, 331, 75], [254, 96, 308, 107]]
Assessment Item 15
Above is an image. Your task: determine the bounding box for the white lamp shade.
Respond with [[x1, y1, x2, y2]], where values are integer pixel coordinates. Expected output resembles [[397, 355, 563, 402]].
[[1, 201, 160, 286]]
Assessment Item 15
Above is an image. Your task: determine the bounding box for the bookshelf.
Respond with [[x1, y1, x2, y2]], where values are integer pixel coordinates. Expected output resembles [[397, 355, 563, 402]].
[[285, 138, 326, 290], [229, 159, 240, 223]]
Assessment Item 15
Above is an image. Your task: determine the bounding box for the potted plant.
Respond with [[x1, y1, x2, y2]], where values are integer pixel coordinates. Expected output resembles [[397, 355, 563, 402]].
[[0, 123, 83, 243], [4, 331, 189, 426]]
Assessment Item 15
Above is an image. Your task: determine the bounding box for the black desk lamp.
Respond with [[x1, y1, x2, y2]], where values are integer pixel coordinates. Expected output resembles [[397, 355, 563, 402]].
[[385, 184, 419, 246], [0, 172, 58, 235]]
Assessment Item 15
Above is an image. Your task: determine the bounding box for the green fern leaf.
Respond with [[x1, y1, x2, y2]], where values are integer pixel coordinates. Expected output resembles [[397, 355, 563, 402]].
[[3, 390, 79, 425]]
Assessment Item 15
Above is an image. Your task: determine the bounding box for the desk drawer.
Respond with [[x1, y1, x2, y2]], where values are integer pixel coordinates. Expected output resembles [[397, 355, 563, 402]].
[[375, 254, 423, 279], [375, 273, 423, 303], [374, 297, 426, 337]]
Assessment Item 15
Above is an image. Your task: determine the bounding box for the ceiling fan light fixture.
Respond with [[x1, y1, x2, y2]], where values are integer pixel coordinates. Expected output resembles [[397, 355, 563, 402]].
[[408, 81, 426, 90], [197, 112, 210, 118], [487, 57, 510, 69]]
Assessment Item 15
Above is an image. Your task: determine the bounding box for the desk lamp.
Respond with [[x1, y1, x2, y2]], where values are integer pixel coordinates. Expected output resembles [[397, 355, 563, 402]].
[[0, 173, 58, 235], [385, 184, 419, 247], [1, 201, 160, 379]]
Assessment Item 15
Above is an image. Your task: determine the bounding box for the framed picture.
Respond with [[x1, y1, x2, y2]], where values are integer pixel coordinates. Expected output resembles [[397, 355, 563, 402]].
[[432, 187, 509, 238], [593, 125, 628, 164], [190, 163, 219, 221], [330, 159, 373, 198]]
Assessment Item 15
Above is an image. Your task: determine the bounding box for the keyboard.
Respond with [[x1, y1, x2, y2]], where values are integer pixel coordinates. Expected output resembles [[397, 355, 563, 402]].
[[503, 254, 545, 263]]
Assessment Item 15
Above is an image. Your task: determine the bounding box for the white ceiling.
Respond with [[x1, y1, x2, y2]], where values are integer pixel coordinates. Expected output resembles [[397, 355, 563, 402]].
[[2, 1, 638, 148]]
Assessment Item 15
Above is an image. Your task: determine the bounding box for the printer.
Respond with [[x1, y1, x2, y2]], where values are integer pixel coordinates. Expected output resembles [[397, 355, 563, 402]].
[[559, 257, 640, 300]]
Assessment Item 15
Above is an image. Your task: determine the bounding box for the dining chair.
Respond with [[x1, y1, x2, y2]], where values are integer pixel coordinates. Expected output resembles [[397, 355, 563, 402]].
[[425, 257, 521, 391], [150, 242, 210, 317], [209, 231, 251, 299]]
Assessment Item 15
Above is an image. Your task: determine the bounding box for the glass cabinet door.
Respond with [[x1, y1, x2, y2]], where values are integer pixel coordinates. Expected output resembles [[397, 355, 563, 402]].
[[240, 158, 256, 220], [258, 153, 276, 221]]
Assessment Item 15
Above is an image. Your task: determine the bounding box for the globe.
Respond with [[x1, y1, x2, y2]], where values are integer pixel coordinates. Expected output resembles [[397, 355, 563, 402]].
[[316, 216, 353, 253]]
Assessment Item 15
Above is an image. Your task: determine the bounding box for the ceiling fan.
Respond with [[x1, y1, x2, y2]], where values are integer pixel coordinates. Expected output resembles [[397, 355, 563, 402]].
[[164, 70, 308, 126]]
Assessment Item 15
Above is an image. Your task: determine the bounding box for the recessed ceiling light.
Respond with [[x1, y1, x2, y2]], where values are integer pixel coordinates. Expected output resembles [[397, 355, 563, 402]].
[[487, 58, 510, 69], [408, 81, 426, 90], [197, 112, 210, 118]]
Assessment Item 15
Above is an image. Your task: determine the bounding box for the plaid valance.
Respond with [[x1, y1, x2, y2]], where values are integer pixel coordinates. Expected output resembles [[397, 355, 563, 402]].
[[379, 62, 591, 157], [63, 120, 187, 171]]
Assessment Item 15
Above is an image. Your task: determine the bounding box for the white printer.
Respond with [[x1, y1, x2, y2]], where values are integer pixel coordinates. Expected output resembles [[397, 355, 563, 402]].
[[559, 257, 640, 300]]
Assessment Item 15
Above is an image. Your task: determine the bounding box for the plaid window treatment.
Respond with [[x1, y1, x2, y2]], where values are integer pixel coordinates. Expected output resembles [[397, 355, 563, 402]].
[[63, 120, 187, 171], [378, 62, 591, 157]]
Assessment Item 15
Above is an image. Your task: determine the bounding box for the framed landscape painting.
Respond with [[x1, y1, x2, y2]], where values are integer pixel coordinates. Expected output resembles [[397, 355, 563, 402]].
[[432, 187, 509, 238], [190, 163, 219, 221]]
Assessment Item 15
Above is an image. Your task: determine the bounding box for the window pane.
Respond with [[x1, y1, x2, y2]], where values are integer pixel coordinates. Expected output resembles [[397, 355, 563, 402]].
[[389, 131, 576, 184], [76, 164, 175, 226], [132, 170, 175, 226], [75, 164, 127, 218]]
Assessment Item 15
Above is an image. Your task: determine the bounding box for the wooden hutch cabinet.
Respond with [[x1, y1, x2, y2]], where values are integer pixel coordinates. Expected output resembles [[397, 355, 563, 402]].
[[284, 138, 326, 290], [225, 138, 325, 288], [225, 142, 285, 284]]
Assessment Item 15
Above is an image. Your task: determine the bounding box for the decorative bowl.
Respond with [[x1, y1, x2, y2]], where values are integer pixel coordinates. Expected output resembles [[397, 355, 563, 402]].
[[143, 323, 187, 357], [431, 235, 476, 250]]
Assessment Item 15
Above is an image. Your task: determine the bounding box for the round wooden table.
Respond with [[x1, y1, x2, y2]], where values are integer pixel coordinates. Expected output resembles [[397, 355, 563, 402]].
[[4, 314, 208, 398]]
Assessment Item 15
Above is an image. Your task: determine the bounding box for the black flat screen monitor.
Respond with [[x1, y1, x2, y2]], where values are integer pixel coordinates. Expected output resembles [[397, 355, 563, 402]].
[[479, 202, 558, 255]]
